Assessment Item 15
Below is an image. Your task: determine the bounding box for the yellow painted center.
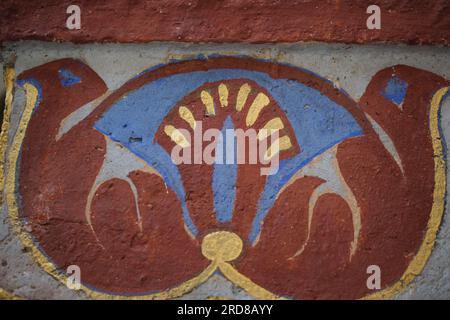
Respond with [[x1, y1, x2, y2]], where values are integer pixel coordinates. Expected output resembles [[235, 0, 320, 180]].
[[201, 231, 243, 262]]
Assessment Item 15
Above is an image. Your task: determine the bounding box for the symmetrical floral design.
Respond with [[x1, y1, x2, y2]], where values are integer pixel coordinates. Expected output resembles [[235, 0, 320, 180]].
[[8, 57, 449, 299]]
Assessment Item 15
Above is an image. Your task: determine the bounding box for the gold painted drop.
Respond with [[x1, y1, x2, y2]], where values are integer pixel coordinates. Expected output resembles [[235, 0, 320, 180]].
[[201, 231, 243, 262]]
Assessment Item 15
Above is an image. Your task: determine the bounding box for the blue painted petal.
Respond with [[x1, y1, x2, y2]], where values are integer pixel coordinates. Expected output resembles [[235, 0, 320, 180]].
[[382, 76, 408, 105], [213, 116, 237, 223], [58, 68, 82, 87]]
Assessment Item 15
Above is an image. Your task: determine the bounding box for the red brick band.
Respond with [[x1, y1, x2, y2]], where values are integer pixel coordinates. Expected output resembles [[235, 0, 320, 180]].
[[1, 0, 449, 44]]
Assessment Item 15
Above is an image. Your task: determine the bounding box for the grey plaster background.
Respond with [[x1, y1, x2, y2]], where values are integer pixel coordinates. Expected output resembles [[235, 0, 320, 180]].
[[0, 41, 449, 299]]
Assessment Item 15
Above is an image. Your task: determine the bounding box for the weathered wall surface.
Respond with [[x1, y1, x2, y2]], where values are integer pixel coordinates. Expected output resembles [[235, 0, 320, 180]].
[[1, 0, 449, 302], [1, 1, 449, 44], [0, 42, 450, 300]]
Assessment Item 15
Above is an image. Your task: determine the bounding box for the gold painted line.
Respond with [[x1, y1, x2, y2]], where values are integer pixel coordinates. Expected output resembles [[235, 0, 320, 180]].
[[264, 135, 292, 161], [218, 83, 229, 108], [218, 262, 281, 300], [164, 125, 190, 148], [179, 106, 196, 130], [206, 296, 234, 300], [257, 117, 284, 141], [200, 231, 282, 300], [0, 288, 22, 300], [236, 83, 251, 112], [89, 261, 218, 300], [363, 86, 449, 300], [201, 90, 215, 116], [246, 92, 270, 127], [0, 67, 15, 206], [6, 84, 64, 287]]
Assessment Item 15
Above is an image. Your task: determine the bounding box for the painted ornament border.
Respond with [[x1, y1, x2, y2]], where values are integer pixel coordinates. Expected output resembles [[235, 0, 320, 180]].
[[0, 62, 448, 300]]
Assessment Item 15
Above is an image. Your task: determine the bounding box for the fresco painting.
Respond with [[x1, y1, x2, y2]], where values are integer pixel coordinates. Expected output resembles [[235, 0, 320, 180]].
[[3, 57, 449, 299]]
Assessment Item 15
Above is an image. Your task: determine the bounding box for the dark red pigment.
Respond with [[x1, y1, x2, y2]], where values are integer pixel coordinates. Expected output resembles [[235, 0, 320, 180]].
[[1, 0, 449, 45]]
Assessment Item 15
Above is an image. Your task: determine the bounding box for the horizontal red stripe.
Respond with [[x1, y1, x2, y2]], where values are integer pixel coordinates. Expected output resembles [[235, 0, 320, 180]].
[[1, 0, 449, 44]]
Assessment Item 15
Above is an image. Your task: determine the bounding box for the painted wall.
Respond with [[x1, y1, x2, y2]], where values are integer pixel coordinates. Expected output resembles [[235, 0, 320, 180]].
[[1, 42, 450, 300], [0, 0, 449, 302], [1, 1, 449, 44]]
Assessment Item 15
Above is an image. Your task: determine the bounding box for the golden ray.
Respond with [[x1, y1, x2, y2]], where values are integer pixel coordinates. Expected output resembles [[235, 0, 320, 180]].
[[164, 125, 190, 148], [201, 90, 215, 115], [236, 83, 251, 112], [264, 135, 292, 160], [179, 106, 196, 130], [218, 83, 229, 108], [257, 117, 285, 141], [246, 92, 270, 127]]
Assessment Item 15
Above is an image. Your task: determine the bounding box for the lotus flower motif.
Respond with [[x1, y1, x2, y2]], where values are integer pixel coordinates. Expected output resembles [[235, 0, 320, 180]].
[[9, 57, 449, 299]]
